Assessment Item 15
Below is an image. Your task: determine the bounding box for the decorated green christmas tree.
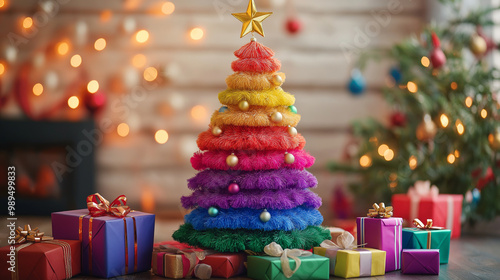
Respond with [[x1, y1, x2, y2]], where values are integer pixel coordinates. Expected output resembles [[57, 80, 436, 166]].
[[172, 0, 330, 252], [331, 0, 500, 223]]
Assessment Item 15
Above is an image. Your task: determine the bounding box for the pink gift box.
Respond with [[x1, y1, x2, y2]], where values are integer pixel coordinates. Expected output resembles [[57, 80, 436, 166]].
[[357, 217, 403, 272]]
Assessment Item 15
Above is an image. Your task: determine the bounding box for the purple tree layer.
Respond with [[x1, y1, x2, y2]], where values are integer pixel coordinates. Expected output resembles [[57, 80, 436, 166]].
[[181, 188, 321, 210]]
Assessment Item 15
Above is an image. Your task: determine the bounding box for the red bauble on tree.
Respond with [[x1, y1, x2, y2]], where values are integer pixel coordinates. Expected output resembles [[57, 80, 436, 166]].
[[430, 32, 446, 68], [390, 111, 407, 127], [285, 18, 302, 35], [84, 90, 107, 115], [472, 167, 495, 190]]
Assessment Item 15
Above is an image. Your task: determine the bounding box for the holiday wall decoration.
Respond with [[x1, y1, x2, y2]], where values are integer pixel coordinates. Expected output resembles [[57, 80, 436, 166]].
[[173, 0, 330, 253], [330, 0, 500, 223]]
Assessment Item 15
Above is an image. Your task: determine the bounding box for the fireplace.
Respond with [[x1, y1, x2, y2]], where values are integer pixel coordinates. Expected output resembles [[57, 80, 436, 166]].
[[0, 119, 96, 215]]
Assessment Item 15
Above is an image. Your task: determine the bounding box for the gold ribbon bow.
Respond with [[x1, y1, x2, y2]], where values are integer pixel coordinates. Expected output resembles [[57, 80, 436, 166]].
[[86, 193, 131, 218], [413, 218, 444, 230], [15, 224, 54, 244], [263, 242, 312, 278], [156, 244, 210, 278], [367, 202, 393, 218]]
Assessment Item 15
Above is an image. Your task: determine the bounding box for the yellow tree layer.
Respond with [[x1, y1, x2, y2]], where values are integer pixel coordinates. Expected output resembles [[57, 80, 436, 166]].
[[226, 72, 286, 91], [218, 87, 294, 107], [211, 105, 300, 127]]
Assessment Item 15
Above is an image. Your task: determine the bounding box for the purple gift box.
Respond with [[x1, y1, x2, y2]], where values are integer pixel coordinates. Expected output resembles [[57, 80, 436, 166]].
[[52, 209, 155, 278], [357, 217, 403, 272], [402, 249, 440, 275]]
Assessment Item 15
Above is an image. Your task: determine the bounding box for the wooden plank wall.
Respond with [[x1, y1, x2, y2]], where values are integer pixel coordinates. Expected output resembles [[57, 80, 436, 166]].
[[0, 0, 426, 216]]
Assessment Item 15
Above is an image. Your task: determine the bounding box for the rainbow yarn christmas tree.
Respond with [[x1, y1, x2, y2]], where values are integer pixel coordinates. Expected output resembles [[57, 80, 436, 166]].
[[172, 0, 330, 252]]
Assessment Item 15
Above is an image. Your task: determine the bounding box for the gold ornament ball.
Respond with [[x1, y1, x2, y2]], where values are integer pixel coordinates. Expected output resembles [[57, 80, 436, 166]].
[[238, 100, 249, 111], [271, 112, 283, 123], [470, 34, 487, 56], [488, 129, 500, 150], [271, 74, 283, 87], [288, 126, 297, 136], [416, 115, 437, 141], [284, 152, 295, 164], [226, 153, 239, 167], [212, 126, 222, 136]]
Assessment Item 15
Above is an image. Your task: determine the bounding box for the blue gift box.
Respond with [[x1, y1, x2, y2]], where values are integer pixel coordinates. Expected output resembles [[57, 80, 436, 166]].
[[52, 209, 155, 278]]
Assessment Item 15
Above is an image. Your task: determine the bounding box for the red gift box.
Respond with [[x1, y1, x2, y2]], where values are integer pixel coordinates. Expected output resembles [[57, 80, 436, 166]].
[[153, 241, 246, 278], [0, 239, 81, 280], [200, 252, 246, 278], [392, 181, 463, 238]]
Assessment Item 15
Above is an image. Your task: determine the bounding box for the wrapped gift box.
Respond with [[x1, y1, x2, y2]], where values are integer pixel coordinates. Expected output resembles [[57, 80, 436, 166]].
[[201, 252, 246, 278], [402, 249, 440, 275], [52, 209, 155, 278], [0, 240, 81, 280], [314, 247, 385, 278], [153, 241, 246, 278], [153, 251, 200, 278], [326, 227, 346, 242], [356, 217, 403, 272], [392, 193, 462, 238], [247, 254, 329, 280], [402, 228, 451, 264]]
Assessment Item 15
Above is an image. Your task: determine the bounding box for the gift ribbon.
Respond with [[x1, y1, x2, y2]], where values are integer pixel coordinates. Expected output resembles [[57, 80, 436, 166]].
[[156, 244, 210, 277], [81, 194, 137, 276], [367, 202, 393, 218], [407, 181, 439, 222], [446, 196, 454, 232], [263, 242, 312, 278], [356, 249, 372, 277], [87, 193, 131, 218], [14, 224, 54, 244], [11, 225, 72, 280], [413, 218, 443, 249]]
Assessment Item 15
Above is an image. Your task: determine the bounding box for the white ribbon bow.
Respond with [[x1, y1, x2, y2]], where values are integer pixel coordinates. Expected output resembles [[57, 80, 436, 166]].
[[263, 242, 312, 278], [320, 231, 357, 250], [408, 180, 439, 198]]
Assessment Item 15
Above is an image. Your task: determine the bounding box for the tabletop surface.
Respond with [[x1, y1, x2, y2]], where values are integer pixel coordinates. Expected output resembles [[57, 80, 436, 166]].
[[72, 235, 500, 280]]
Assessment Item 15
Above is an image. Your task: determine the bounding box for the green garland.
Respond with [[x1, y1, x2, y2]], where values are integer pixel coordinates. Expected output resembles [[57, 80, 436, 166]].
[[172, 223, 331, 252]]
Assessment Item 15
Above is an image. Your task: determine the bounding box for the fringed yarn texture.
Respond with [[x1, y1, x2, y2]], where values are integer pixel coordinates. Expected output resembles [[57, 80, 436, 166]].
[[197, 126, 305, 151], [218, 87, 294, 107], [234, 41, 275, 59], [191, 149, 315, 171], [185, 207, 323, 231], [187, 169, 318, 191], [172, 223, 332, 253], [211, 105, 300, 128], [181, 188, 322, 210], [231, 58, 281, 73], [226, 72, 286, 91]]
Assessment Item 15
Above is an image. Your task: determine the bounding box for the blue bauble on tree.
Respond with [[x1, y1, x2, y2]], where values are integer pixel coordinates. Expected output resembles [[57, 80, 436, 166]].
[[389, 66, 402, 84], [472, 188, 481, 206], [347, 69, 366, 95]]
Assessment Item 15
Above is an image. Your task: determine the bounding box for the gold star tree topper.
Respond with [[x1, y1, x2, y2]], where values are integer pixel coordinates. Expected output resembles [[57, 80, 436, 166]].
[[232, 0, 272, 38]]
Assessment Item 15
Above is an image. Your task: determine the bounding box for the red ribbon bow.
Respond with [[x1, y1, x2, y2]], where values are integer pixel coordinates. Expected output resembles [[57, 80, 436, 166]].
[[86, 193, 131, 218]]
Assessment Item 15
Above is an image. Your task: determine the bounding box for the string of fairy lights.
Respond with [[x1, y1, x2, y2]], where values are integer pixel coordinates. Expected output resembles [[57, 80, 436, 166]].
[[0, 0, 210, 145], [359, 52, 495, 174]]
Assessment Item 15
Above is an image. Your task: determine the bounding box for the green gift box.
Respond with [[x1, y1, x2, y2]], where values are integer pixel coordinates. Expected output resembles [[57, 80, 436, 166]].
[[247, 254, 329, 280], [402, 228, 451, 264]]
